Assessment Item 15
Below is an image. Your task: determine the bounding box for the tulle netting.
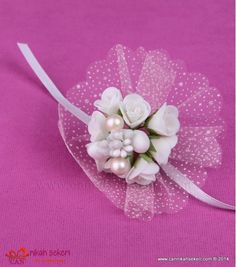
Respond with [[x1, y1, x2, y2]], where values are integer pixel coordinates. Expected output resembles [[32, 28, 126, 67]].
[[58, 45, 224, 220]]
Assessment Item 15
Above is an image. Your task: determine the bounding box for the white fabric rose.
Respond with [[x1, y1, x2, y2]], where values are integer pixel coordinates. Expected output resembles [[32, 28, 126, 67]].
[[86, 140, 109, 171], [150, 135, 178, 165], [119, 94, 151, 128], [147, 103, 180, 136], [88, 111, 108, 142], [94, 87, 123, 115], [126, 156, 160, 185]]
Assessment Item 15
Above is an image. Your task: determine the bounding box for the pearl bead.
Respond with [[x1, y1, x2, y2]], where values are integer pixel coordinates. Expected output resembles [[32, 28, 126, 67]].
[[132, 130, 150, 153], [110, 157, 131, 176], [105, 115, 124, 132]]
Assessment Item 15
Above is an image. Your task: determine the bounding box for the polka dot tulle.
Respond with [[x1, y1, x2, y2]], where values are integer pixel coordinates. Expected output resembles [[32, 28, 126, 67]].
[[58, 45, 224, 220]]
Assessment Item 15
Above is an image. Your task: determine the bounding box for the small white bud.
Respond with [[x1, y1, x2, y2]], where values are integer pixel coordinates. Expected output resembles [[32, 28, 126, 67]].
[[123, 138, 131, 146], [120, 150, 127, 158], [124, 145, 133, 152], [112, 149, 121, 157]]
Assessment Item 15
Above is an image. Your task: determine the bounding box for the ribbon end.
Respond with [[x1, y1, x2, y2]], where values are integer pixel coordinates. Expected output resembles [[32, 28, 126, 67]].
[[17, 42, 28, 49]]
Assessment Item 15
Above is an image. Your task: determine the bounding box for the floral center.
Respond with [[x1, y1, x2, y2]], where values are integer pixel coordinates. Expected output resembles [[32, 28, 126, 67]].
[[107, 130, 134, 158]]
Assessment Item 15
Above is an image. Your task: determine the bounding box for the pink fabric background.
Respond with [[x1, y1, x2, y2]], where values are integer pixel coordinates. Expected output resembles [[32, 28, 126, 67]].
[[0, 0, 234, 266]]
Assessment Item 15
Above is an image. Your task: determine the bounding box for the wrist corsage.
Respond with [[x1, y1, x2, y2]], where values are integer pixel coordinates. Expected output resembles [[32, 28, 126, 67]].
[[17, 43, 235, 220]]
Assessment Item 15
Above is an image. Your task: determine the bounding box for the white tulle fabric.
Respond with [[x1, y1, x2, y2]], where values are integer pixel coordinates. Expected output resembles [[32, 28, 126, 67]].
[[58, 45, 224, 220]]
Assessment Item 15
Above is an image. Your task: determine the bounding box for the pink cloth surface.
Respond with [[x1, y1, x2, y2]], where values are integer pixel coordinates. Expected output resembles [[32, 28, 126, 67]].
[[0, 0, 234, 266]]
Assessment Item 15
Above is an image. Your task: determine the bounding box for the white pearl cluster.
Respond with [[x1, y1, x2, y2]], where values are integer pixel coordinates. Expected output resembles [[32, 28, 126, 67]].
[[87, 110, 152, 177], [104, 115, 134, 176], [107, 130, 134, 158]]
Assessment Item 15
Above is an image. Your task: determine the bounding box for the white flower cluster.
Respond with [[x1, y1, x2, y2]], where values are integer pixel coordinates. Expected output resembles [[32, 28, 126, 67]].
[[86, 87, 180, 185]]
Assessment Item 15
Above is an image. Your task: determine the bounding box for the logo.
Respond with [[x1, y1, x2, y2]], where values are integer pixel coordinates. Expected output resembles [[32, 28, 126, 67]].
[[5, 247, 70, 264], [5, 247, 29, 264]]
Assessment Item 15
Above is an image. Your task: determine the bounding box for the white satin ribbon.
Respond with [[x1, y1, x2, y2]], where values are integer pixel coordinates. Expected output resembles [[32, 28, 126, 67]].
[[17, 43, 235, 212], [162, 163, 235, 211], [17, 43, 90, 125]]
